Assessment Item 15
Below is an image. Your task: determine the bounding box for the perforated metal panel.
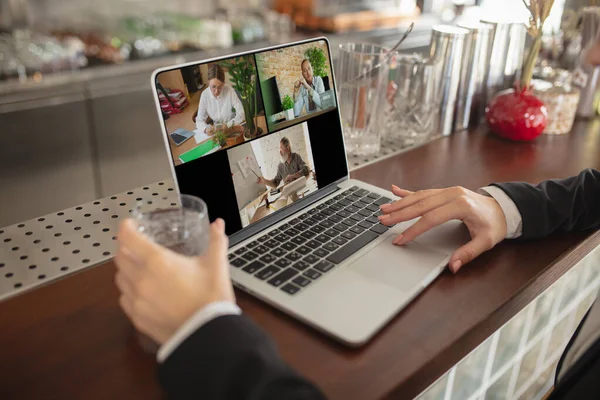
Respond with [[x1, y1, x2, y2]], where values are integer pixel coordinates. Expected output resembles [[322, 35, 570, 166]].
[[0, 181, 178, 301], [0, 136, 435, 301], [347, 135, 439, 170]]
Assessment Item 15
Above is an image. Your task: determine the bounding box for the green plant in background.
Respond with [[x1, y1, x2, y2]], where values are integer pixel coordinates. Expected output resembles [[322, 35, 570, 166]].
[[304, 47, 327, 78], [212, 130, 227, 147], [281, 95, 294, 111], [219, 56, 260, 137]]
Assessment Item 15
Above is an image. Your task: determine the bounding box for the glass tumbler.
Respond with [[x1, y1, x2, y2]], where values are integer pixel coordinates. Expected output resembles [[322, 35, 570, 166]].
[[337, 43, 391, 157], [131, 194, 211, 352], [133, 194, 210, 256], [386, 53, 441, 146]]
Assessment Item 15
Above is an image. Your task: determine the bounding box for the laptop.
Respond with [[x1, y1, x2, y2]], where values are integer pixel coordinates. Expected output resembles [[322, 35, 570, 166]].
[[151, 37, 470, 347], [319, 89, 336, 110], [170, 128, 195, 146]]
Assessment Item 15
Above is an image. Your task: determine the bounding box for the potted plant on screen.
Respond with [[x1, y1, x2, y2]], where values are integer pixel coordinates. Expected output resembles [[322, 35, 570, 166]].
[[219, 57, 264, 141], [282, 95, 295, 121], [225, 129, 244, 147], [211, 129, 227, 148], [305, 47, 330, 91]]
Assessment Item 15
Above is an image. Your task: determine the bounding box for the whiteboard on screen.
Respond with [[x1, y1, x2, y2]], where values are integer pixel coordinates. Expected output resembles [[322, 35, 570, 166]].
[[228, 144, 265, 210]]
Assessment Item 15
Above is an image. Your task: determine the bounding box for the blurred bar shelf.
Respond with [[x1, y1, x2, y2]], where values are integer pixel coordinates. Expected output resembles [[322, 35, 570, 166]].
[[0, 16, 437, 97], [0, 18, 437, 228]]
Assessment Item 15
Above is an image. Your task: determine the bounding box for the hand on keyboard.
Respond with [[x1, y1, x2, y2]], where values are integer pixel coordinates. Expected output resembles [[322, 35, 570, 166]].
[[378, 185, 507, 273]]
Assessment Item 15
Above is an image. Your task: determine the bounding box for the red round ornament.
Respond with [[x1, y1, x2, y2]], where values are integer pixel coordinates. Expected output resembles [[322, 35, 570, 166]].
[[485, 86, 548, 142]]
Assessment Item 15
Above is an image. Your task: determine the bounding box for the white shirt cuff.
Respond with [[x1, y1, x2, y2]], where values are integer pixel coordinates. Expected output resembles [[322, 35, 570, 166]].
[[479, 186, 523, 239], [157, 301, 242, 363]]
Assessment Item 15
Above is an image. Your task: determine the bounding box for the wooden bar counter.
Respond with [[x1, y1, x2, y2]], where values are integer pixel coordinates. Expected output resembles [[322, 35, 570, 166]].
[[2, 121, 600, 400]]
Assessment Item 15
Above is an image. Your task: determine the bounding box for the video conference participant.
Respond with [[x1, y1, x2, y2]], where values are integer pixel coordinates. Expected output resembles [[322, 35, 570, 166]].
[[293, 59, 325, 117], [256, 137, 310, 191], [196, 64, 245, 136]]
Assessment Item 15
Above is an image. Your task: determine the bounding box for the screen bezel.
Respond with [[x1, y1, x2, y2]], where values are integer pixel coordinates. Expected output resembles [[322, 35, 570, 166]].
[[150, 37, 350, 246]]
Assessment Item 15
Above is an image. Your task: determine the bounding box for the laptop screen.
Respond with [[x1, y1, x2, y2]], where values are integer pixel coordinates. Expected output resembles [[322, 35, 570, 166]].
[[153, 38, 348, 236]]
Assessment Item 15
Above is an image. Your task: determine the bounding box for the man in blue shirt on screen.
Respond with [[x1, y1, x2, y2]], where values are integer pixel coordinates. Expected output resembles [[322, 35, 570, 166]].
[[293, 59, 325, 117]]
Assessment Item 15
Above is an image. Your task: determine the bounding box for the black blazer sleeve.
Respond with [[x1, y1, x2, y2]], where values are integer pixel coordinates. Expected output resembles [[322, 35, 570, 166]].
[[491, 169, 600, 239], [157, 314, 326, 400]]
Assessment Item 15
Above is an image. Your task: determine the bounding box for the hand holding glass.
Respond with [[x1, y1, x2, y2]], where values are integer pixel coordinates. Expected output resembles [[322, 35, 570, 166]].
[[131, 194, 210, 352]]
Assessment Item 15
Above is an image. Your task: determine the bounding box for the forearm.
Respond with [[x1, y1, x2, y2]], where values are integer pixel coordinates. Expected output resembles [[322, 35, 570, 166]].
[[292, 170, 307, 180], [232, 113, 244, 126], [196, 101, 209, 132], [158, 302, 241, 362], [492, 169, 600, 239], [196, 117, 208, 133], [158, 315, 325, 400], [480, 186, 523, 239], [294, 89, 303, 117], [310, 87, 322, 108], [226, 115, 239, 127]]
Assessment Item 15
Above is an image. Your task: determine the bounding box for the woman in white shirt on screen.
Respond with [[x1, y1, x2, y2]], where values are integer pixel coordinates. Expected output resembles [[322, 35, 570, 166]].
[[196, 64, 245, 138]]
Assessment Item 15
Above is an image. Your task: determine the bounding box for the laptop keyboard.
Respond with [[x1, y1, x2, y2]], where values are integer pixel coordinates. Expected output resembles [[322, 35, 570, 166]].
[[229, 186, 393, 296]]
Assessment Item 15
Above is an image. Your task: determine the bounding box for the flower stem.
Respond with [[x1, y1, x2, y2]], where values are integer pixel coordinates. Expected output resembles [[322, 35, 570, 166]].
[[520, 35, 542, 90]]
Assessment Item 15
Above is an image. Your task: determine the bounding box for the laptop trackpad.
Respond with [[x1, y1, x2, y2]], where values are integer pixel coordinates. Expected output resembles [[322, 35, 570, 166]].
[[349, 235, 449, 293]]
